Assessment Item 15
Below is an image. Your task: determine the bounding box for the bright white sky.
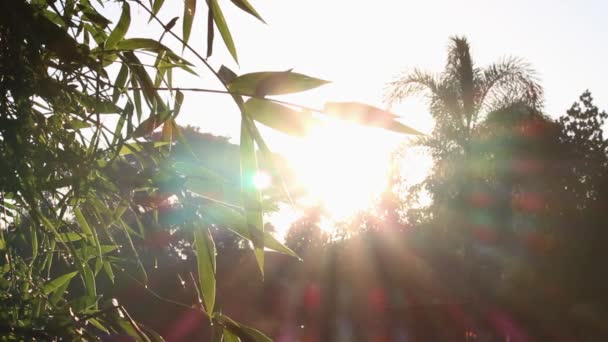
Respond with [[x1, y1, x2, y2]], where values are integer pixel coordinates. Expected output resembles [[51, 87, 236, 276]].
[[121, 0, 608, 235]]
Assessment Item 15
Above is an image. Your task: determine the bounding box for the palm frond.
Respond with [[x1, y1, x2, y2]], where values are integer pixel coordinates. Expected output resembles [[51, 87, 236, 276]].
[[478, 56, 543, 113], [384, 68, 440, 106]]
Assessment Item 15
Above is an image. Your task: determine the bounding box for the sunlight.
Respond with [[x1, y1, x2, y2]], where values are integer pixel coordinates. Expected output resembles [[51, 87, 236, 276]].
[[253, 171, 272, 190], [288, 118, 401, 221]]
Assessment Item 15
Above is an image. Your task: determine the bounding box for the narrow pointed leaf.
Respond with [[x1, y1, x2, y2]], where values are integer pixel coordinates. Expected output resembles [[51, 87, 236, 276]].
[[228, 71, 329, 96], [230, 0, 264, 23], [174, 90, 184, 116], [151, 0, 166, 18], [112, 64, 129, 103], [206, 7, 214, 58], [183, 0, 196, 47], [106, 1, 130, 48], [216, 315, 272, 342], [203, 202, 298, 258], [240, 121, 264, 274], [74, 207, 94, 237], [209, 0, 238, 63], [323, 102, 423, 135], [83, 263, 97, 300], [194, 227, 216, 314], [43, 271, 78, 295], [243, 98, 315, 136], [103, 261, 115, 283]]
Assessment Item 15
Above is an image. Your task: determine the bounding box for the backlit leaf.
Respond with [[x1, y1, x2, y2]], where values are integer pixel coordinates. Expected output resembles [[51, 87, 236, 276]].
[[106, 1, 130, 49], [194, 226, 216, 314], [183, 0, 196, 47], [112, 64, 129, 103], [243, 98, 316, 136], [151, 0, 166, 18], [43, 271, 78, 295], [230, 0, 264, 23], [228, 71, 329, 96], [240, 121, 264, 274], [323, 102, 423, 135], [209, 0, 238, 63]]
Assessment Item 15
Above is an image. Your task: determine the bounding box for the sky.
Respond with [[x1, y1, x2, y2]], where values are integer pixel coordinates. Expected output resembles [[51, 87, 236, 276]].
[[167, 0, 608, 135], [121, 0, 608, 234]]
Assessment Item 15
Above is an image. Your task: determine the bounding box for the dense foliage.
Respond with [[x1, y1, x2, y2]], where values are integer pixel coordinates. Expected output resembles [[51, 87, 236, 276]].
[[0, 0, 419, 340]]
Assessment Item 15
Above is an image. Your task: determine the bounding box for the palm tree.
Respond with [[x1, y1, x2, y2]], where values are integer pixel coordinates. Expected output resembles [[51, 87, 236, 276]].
[[386, 37, 544, 309], [386, 36, 543, 152]]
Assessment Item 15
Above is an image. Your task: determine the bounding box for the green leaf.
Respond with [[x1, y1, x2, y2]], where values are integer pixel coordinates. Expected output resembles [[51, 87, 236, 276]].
[[118, 141, 169, 155], [216, 314, 272, 342], [74, 207, 94, 237], [117, 39, 192, 66], [151, 0, 166, 18], [74, 206, 103, 261], [112, 64, 129, 103], [240, 120, 264, 275], [89, 318, 110, 334], [174, 90, 184, 116], [83, 263, 97, 301], [323, 102, 424, 135], [233, 325, 272, 342], [183, 0, 196, 47], [209, 0, 238, 63], [203, 202, 298, 258], [57, 232, 84, 242], [106, 1, 130, 49], [50, 273, 75, 305], [43, 271, 78, 295], [230, 0, 265, 23], [103, 261, 115, 284], [223, 329, 240, 342], [194, 226, 216, 314], [228, 71, 329, 96], [243, 98, 316, 136]]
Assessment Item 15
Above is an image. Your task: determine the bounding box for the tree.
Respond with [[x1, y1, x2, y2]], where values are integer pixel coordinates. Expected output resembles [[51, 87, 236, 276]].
[[386, 36, 543, 260]]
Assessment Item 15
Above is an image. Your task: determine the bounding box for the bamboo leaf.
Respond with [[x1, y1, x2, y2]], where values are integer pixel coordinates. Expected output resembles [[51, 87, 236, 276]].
[[218, 65, 238, 84], [323, 102, 424, 135], [183, 0, 197, 47], [43, 271, 78, 295], [151, 0, 166, 18], [74, 207, 94, 237], [112, 64, 129, 103], [230, 0, 264, 23], [209, 0, 238, 63], [118, 141, 169, 155], [206, 7, 214, 58], [106, 1, 130, 49], [103, 261, 115, 284], [57, 232, 84, 242], [216, 314, 272, 342], [194, 226, 216, 314], [83, 264, 97, 302], [240, 120, 264, 275], [223, 329, 240, 342], [203, 202, 298, 258], [228, 71, 329, 96], [243, 98, 316, 136]]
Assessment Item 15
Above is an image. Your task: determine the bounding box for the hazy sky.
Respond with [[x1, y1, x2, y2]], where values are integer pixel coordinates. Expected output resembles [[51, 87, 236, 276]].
[[162, 0, 608, 140]]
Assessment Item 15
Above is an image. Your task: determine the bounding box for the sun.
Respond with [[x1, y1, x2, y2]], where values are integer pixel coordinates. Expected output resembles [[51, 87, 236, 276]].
[[287, 117, 402, 220]]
